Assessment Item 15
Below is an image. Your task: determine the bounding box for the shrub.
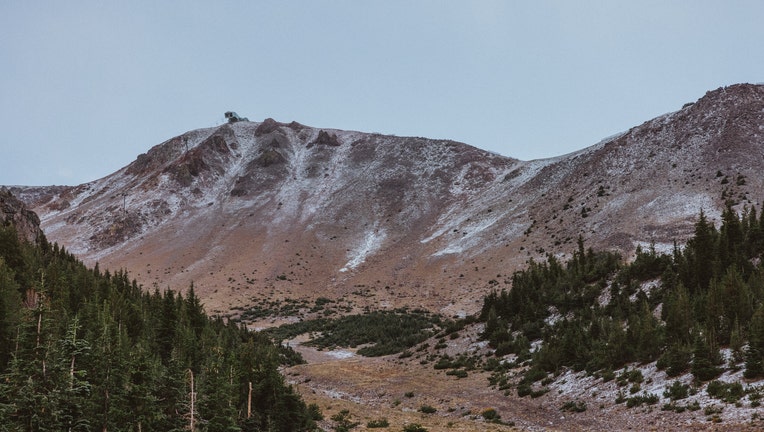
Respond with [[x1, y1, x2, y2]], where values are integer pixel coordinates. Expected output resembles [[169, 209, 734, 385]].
[[367, 418, 390, 428], [419, 405, 437, 414], [625, 393, 659, 408], [481, 408, 500, 420], [661, 402, 687, 413], [615, 390, 627, 404], [600, 369, 616, 382], [704, 404, 723, 415], [663, 380, 690, 401], [446, 369, 468, 378], [331, 409, 360, 432], [524, 367, 547, 383], [434, 357, 453, 369], [625, 368, 644, 383], [402, 424, 428, 432], [560, 400, 587, 412], [706, 380, 745, 403]]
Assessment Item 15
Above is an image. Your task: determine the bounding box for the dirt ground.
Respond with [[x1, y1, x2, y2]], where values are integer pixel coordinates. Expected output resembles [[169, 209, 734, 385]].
[[284, 333, 764, 432]]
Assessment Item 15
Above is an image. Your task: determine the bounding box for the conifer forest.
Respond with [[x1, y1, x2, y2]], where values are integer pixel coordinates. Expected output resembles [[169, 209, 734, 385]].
[[478, 206, 764, 400], [0, 225, 318, 431]]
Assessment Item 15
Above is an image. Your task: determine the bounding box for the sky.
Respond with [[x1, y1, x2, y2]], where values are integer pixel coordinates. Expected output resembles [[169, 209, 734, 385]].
[[1, 1, 763, 186]]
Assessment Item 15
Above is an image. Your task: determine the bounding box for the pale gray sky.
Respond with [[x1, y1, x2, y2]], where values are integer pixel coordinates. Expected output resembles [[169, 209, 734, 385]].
[[2, 1, 763, 185]]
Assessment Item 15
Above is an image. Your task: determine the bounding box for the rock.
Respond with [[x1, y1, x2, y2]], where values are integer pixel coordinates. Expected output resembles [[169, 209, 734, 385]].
[[0, 187, 44, 244]]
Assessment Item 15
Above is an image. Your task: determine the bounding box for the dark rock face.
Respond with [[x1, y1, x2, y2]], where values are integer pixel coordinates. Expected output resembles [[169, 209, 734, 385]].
[[309, 130, 341, 147], [0, 188, 44, 244], [255, 118, 283, 136]]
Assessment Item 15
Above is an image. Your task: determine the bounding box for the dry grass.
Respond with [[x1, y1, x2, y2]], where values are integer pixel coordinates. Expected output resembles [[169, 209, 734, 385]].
[[284, 326, 764, 432]]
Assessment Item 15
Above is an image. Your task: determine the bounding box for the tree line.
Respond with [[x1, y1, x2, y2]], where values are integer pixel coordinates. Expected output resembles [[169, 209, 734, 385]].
[[0, 224, 317, 431], [480, 205, 764, 387]]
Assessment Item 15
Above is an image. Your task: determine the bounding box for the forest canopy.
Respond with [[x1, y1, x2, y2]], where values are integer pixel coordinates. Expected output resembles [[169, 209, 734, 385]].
[[0, 224, 318, 431], [479, 205, 764, 391]]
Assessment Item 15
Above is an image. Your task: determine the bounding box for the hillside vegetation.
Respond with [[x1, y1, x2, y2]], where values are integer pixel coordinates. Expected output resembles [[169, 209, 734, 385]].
[[476, 205, 764, 407], [0, 224, 318, 431]]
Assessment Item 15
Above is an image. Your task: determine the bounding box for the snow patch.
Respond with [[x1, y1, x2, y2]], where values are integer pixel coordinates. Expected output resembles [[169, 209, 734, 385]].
[[633, 241, 675, 255], [638, 192, 718, 221], [340, 229, 386, 272], [326, 350, 355, 359]]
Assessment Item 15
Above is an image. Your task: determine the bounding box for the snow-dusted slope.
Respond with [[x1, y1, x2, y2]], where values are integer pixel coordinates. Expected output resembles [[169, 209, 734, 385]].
[[14, 84, 764, 314]]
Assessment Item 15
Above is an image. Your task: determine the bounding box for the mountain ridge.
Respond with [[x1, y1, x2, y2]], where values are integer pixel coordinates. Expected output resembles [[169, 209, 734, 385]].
[[11, 83, 764, 316]]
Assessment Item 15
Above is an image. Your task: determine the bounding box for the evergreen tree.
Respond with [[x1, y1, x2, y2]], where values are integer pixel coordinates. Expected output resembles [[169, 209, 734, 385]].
[[663, 282, 692, 345], [0, 225, 26, 281], [691, 330, 722, 381], [719, 205, 743, 269], [0, 260, 21, 369], [684, 210, 717, 293], [198, 344, 240, 432], [58, 318, 92, 432], [628, 299, 663, 362], [745, 304, 764, 378]]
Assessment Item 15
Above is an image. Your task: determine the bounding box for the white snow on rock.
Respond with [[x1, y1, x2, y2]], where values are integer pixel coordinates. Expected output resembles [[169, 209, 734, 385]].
[[340, 229, 386, 272]]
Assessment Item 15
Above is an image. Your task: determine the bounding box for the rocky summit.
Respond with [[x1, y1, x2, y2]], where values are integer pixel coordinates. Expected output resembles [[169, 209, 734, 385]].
[[12, 84, 764, 316]]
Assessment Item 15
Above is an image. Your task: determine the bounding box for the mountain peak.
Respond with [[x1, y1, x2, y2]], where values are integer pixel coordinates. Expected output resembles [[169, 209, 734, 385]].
[[12, 84, 764, 315]]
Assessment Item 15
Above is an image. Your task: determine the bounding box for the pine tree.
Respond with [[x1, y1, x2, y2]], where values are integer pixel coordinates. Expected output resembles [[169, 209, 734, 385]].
[[0, 226, 25, 279], [628, 299, 663, 363], [658, 343, 692, 377], [123, 342, 167, 430], [745, 304, 764, 378], [719, 268, 753, 344], [58, 317, 92, 432], [2, 295, 65, 431], [685, 210, 717, 293], [156, 289, 178, 363], [663, 282, 692, 345], [719, 205, 743, 269], [198, 344, 240, 432], [0, 260, 21, 370], [691, 330, 722, 381]]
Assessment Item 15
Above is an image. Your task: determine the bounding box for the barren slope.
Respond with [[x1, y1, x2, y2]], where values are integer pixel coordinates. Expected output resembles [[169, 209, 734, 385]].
[[12, 84, 764, 316]]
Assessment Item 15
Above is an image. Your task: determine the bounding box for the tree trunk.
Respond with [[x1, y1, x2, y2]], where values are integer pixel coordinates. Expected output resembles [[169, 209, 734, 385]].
[[247, 381, 252, 418], [188, 369, 196, 431]]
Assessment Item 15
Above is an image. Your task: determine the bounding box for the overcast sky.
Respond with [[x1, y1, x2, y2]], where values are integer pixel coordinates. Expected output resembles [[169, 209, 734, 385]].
[[2, 1, 763, 186]]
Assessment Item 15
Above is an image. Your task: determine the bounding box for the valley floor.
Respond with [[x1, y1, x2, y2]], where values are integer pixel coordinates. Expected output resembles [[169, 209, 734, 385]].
[[284, 332, 764, 432]]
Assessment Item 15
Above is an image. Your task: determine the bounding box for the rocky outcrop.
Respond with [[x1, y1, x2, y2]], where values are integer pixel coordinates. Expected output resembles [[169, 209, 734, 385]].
[[0, 188, 44, 244], [309, 130, 341, 147]]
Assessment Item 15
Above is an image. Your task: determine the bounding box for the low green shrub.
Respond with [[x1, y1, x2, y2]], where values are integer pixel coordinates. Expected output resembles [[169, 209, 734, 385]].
[[367, 418, 390, 428], [419, 405, 437, 414]]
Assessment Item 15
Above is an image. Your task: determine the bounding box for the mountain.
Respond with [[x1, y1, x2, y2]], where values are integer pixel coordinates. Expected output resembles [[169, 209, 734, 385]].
[[12, 84, 764, 316]]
